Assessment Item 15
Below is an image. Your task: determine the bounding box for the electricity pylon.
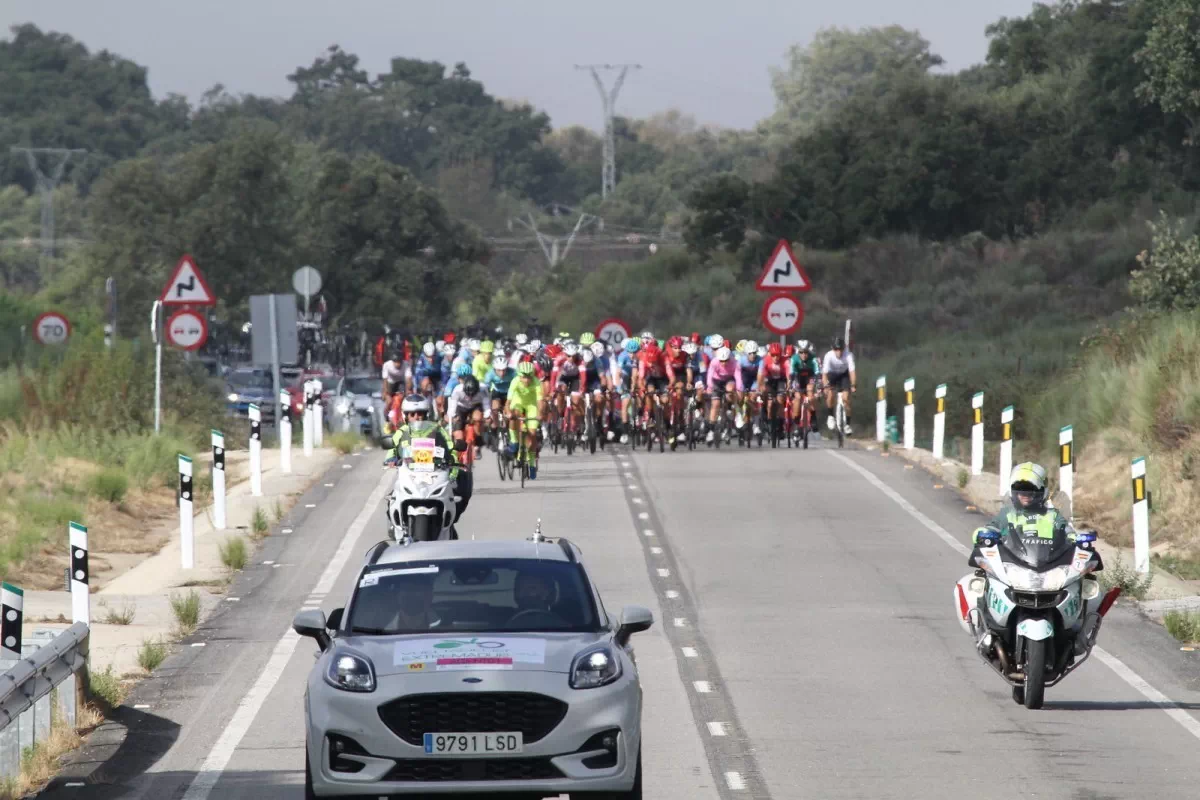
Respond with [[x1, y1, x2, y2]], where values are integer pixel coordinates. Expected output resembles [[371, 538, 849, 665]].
[[574, 64, 641, 198]]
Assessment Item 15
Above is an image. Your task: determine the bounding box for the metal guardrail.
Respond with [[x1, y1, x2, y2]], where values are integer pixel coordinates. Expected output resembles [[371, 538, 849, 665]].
[[0, 623, 89, 779]]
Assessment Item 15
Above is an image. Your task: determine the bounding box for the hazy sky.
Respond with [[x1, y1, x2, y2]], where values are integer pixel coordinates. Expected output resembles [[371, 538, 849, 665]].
[[2, 0, 1041, 130]]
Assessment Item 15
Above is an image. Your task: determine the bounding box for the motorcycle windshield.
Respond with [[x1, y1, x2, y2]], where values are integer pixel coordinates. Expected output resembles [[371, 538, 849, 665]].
[[1001, 511, 1073, 569]]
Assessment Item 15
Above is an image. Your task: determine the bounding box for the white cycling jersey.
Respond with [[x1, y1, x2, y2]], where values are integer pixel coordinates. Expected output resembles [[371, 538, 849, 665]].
[[821, 350, 856, 375], [381, 360, 409, 385], [447, 384, 486, 420]]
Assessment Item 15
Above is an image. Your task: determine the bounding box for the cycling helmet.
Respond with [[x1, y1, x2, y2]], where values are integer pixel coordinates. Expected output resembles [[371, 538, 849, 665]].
[[623, 338, 640, 353], [756, 345, 768, 358], [517, 361, 535, 376], [768, 342, 782, 357], [690, 332, 702, 344], [582, 349, 594, 364], [455, 363, 472, 377], [797, 339, 812, 352], [401, 394, 431, 416], [481, 340, 495, 353], [443, 343, 457, 357], [433, 340, 445, 355], [563, 343, 580, 357], [640, 330, 654, 342], [833, 336, 846, 350], [493, 356, 507, 370], [462, 376, 480, 396], [667, 335, 683, 349], [530, 339, 542, 350], [682, 341, 698, 355], [468, 338, 482, 352], [744, 340, 758, 354], [707, 334, 724, 348], [580, 332, 596, 346], [735, 340, 747, 353], [716, 346, 732, 361], [422, 342, 435, 358], [1009, 462, 1048, 511], [590, 342, 605, 356], [515, 333, 529, 345], [522, 342, 538, 354]]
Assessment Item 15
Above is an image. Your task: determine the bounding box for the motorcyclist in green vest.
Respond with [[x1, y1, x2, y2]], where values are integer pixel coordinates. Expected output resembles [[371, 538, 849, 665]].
[[971, 462, 1075, 554], [386, 394, 471, 521]]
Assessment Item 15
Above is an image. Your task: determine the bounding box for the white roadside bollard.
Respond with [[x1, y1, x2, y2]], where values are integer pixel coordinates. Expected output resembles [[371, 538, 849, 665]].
[[903, 378, 915, 450], [303, 380, 314, 458], [179, 454, 194, 570], [932, 384, 947, 460], [212, 430, 226, 530], [999, 406, 1014, 497], [314, 380, 324, 448], [68, 522, 89, 626], [875, 376, 886, 443], [279, 389, 293, 474], [1132, 456, 1150, 574], [1, 582, 22, 660], [1059, 425, 1074, 519], [249, 404, 263, 497], [970, 392, 984, 476]]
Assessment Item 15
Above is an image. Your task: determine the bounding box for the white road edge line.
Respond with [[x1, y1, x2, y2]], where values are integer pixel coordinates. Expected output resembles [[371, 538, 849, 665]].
[[694, 680, 711, 693], [725, 771, 746, 790], [828, 450, 1200, 744], [707, 721, 727, 736], [182, 470, 393, 800], [682, 646, 698, 658]]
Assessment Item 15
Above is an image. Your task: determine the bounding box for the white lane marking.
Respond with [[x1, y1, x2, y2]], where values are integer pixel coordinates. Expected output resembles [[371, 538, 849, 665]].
[[342, 464, 353, 469], [281, 528, 293, 534], [673, 617, 687, 627], [133, 704, 150, 709], [725, 771, 746, 790], [642, 529, 655, 537], [665, 590, 679, 599], [628, 482, 638, 489], [828, 450, 1200, 745], [694, 680, 711, 693], [621, 461, 631, 467], [305, 504, 316, 509], [263, 560, 274, 565], [637, 512, 649, 520], [191, 642, 206, 648], [64, 781, 85, 787], [657, 568, 670, 578], [182, 470, 392, 800], [324, 482, 335, 487], [682, 647, 698, 658], [632, 497, 643, 504], [650, 546, 663, 554], [707, 721, 727, 736], [225, 598, 240, 602]]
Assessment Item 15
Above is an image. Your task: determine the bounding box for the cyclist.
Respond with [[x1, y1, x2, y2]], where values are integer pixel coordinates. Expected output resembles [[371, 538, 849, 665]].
[[584, 341, 614, 441], [380, 347, 410, 404], [684, 339, 706, 427], [704, 346, 743, 443], [636, 339, 672, 434], [448, 373, 487, 461], [506, 361, 544, 479], [413, 342, 445, 414], [614, 338, 640, 444], [551, 342, 586, 438], [484, 355, 514, 447], [472, 340, 494, 382], [822, 336, 857, 435], [738, 341, 763, 436], [663, 336, 690, 442], [789, 339, 821, 436], [758, 342, 790, 437]]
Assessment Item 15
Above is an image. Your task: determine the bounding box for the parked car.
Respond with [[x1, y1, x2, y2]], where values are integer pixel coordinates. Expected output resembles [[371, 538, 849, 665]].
[[225, 369, 277, 420], [329, 374, 385, 437]]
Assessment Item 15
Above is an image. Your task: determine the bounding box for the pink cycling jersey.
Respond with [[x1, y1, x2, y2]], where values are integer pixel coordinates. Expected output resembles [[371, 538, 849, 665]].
[[706, 359, 744, 392]]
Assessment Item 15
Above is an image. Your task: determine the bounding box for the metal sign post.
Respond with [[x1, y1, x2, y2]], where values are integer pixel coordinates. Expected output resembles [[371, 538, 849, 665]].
[[875, 376, 886, 443], [68, 522, 89, 626], [970, 392, 985, 476], [932, 385, 947, 460], [179, 455, 194, 569], [151, 301, 163, 434], [212, 430, 226, 530], [999, 407, 1015, 497], [249, 405, 263, 497], [903, 378, 915, 450]]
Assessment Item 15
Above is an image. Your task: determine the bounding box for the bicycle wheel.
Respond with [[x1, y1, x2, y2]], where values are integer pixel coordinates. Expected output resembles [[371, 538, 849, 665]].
[[802, 402, 810, 450], [587, 403, 597, 454], [836, 401, 845, 449], [496, 442, 507, 481]]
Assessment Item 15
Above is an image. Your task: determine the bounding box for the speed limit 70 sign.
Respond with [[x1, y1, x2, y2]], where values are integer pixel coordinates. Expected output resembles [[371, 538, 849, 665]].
[[33, 312, 71, 345], [594, 318, 631, 349]]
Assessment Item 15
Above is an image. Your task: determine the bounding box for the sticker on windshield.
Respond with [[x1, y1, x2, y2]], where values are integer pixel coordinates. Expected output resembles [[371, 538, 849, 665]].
[[394, 637, 547, 670], [358, 566, 438, 589]]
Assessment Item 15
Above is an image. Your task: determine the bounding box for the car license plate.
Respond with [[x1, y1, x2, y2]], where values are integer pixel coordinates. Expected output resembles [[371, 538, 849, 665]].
[[423, 732, 524, 755]]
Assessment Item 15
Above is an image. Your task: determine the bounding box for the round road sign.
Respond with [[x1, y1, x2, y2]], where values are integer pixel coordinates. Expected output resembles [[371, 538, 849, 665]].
[[761, 293, 805, 336], [594, 318, 632, 349], [166, 309, 209, 351], [32, 312, 71, 345], [292, 266, 322, 297]]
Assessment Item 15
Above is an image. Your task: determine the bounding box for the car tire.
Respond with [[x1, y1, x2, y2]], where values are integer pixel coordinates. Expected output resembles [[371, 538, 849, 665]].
[[589, 746, 642, 798], [304, 738, 316, 800]]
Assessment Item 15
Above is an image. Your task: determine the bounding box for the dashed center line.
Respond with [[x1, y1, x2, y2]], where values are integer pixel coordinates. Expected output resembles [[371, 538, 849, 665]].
[[682, 647, 698, 658], [726, 772, 747, 791], [694, 680, 712, 693], [708, 721, 728, 737]]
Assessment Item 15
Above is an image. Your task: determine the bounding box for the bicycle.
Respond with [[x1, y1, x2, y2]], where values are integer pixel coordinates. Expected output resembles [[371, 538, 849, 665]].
[[833, 391, 847, 449], [509, 414, 541, 488], [584, 392, 598, 454]]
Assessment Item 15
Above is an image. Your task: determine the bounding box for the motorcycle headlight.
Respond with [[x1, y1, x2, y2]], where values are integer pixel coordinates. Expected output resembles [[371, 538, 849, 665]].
[[1004, 564, 1071, 592], [1081, 576, 1101, 600], [325, 651, 376, 693], [227, 393, 239, 402], [570, 647, 622, 689]]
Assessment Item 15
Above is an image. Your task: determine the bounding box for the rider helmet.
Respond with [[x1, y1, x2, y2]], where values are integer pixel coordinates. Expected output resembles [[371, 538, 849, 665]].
[[833, 336, 846, 350], [443, 343, 457, 357], [455, 363, 472, 377], [707, 334, 724, 349], [580, 332, 596, 346], [735, 340, 747, 353], [623, 338, 640, 354], [756, 345, 768, 358], [563, 343, 580, 357], [422, 342, 436, 358], [582, 349, 594, 364], [529, 339, 542, 350], [640, 330, 654, 342], [768, 342, 782, 357], [744, 340, 758, 355], [682, 341, 698, 356], [517, 361, 536, 376], [515, 333, 529, 345], [1009, 462, 1049, 512], [590, 342, 606, 356], [493, 356, 507, 371], [797, 339, 811, 353], [716, 346, 732, 361], [462, 376, 480, 396], [481, 340, 495, 354], [690, 332, 702, 344], [667, 335, 683, 349], [401, 394, 431, 417]]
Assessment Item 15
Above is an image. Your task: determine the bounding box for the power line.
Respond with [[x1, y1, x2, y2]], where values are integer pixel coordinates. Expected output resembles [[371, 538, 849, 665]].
[[507, 204, 604, 267], [10, 147, 86, 259], [574, 64, 641, 199]]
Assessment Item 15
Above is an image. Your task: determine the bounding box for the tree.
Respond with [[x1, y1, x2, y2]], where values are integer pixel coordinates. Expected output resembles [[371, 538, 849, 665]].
[[1130, 212, 1200, 311], [1136, 0, 1200, 143], [763, 25, 943, 146]]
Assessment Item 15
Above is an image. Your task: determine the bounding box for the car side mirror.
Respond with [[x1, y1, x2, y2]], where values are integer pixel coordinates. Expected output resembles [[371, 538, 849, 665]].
[[615, 605, 654, 647], [454, 440, 467, 452], [293, 609, 331, 651], [325, 607, 344, 632], [379, 435, 395, 450]]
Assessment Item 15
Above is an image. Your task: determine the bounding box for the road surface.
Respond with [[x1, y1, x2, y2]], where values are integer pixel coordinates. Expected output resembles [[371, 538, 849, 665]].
[[44, 440, 1200, 799]]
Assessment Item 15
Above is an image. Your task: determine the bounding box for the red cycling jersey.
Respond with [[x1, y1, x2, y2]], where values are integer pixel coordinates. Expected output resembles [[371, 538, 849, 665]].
[[638, 348, 676, 382], [759, 354, 789, 381], [664, 347, 688, 379], [550, 353, 583, 385]]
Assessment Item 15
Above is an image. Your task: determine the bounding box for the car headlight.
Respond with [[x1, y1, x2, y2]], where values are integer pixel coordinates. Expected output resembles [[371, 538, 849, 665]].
[[325, 651, 376, 693], [336, 399, 351, 415], [227, 393, 239, 402], [570, 646, 622, 689], [1003, 564, 1070, 592]]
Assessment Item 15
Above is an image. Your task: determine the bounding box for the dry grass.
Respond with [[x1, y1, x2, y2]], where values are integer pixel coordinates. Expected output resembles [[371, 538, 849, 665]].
[[97, 599, 135, 625], [0, 697, 104, 799]]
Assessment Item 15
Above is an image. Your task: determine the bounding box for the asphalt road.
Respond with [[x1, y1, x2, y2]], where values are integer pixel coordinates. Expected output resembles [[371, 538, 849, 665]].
[[43, 438, 1200, 799]]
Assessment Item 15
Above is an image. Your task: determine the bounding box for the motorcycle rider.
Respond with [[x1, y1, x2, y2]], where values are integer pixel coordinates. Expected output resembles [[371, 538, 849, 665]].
[[386, 394, 470, 523], [971, 463, 1076, 556]]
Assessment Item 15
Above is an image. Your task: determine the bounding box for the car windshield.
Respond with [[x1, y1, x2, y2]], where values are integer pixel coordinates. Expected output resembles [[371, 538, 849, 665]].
[[343, 378, 377, 395], [346, 558, 600, 635], [229, 373, 272, 388]]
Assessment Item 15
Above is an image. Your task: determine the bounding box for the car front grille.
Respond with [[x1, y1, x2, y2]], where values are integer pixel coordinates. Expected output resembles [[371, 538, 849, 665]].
[[384, 757, 563, 782], [1009, 590, 1066, 609], [378, 692, 568, 746]]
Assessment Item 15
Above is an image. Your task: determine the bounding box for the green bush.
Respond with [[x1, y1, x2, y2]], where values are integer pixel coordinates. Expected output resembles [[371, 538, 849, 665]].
[[1099, 556, 1154, 601], [1163, 610, 1200, 643], [169, 590, 202, 636], [87, 664, 126, 708], [1130, 212, 1200, 311], [328, 432, 359, 455], [219, 536, 247, 571], [87, 468, 128, 503], [136, 638, 167, 672]]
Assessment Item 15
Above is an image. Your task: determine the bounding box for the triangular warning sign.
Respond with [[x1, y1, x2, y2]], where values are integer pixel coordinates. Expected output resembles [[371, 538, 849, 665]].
[[161, 255, 216, 306], [755, 239, 812, 292]]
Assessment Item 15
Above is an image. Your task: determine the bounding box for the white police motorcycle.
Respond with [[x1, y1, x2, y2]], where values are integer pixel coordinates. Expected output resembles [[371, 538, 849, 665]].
[[953, 497, 1123, 709], [379, 434, 463, 543]]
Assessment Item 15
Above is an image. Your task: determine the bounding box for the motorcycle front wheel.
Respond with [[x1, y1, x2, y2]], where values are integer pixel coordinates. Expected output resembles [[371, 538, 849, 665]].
[[1022, 637, 1047, 710], [409, 516, 436, 542]]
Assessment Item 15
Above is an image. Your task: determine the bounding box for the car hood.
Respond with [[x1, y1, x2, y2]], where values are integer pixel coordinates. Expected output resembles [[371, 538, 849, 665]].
[[228, 386, 273, 400], [338, 631, 609, 677]]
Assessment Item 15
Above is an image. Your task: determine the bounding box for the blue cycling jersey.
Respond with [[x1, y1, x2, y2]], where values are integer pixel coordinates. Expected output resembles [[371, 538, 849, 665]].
[[484, 368, 514, 396], [616, 352, 637, 381], [414, 355, 441, 383], [442, 375, 459, 397], [738, 354, 760, 389]]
